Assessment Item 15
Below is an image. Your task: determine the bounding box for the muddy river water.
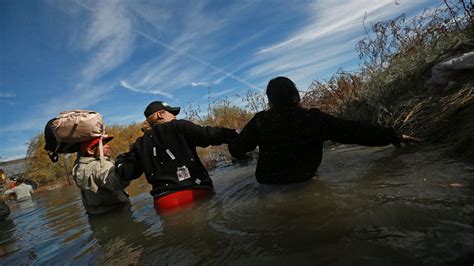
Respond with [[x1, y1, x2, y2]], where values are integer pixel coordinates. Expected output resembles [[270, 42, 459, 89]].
[[1, 145, 473, 265]]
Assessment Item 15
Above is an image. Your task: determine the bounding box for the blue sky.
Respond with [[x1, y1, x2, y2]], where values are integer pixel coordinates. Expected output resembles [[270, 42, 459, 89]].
[[0, 0, 439, 161]]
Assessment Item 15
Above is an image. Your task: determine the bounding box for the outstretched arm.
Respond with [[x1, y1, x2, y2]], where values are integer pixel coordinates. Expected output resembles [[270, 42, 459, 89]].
[[3, 189, 14, 195], [91, 160, 131, 191], [320, 111, 421, 147], [178, 120, 238, 147], [228, 116, 258, 158], [115, 151, 144, 182], [394, 134, 423, 147]]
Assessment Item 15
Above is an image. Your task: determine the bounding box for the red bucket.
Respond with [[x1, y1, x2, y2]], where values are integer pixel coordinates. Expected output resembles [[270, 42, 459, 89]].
[[154, 187, 213, 213]]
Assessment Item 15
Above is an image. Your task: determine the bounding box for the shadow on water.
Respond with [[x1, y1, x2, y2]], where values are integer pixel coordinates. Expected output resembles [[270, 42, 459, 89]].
[[1, 145, 473, 265]]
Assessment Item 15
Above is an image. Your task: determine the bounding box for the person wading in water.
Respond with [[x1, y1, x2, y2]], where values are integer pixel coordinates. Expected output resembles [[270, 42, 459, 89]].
[[117, 101, 237, 212], [3, 178, 34, 201], [229, 76, 421, 184], [73, 136, 131, 215]]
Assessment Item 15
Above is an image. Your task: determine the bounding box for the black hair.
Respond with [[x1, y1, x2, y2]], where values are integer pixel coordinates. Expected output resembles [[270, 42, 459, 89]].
[[266, 76, 300, 108]]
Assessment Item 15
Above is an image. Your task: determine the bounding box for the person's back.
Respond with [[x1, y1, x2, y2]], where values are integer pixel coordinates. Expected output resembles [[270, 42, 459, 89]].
[[229, 76, 420, 184], [121, 100, 237, 209], [74, 157, 130, 214], [133, 118, 237, 195], [117, 101, 237, 212], [246, 107, 325, 184], [232, 106, 402, 184], [12, 183, 34, 201], [73, 137, 130, 215], [4, 179, 34, 201]]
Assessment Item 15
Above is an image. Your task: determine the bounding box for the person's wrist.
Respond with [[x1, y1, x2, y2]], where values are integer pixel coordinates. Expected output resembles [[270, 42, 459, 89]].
[[391, 129, 402, 147]]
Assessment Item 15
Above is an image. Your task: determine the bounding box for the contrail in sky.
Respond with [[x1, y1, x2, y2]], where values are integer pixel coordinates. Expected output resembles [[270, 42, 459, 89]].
[[120, 80, 173, 98], [137, 31, 262, 91]]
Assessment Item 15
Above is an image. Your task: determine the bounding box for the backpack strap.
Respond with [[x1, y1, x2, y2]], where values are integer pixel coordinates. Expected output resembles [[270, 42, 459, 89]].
[[47, 151, 59, 163], [47, 142, 76, 163]]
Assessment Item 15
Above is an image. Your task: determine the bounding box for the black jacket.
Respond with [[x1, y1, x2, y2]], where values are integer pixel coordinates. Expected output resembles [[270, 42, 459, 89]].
[[228, 107, 401, 184], [130, 119, 237, 196]]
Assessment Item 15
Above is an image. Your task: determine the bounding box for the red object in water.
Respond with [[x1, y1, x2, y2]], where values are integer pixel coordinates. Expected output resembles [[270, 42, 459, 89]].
[[154, 187, 213, 212]]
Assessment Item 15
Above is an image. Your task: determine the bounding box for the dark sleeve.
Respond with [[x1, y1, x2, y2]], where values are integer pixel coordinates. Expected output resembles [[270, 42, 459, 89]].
[[320, 111, 401, 146], [228, 115, 258, 158], [115, 138, 144, 181], [115, 152, 143, 181], [177, 120, 238, 147]]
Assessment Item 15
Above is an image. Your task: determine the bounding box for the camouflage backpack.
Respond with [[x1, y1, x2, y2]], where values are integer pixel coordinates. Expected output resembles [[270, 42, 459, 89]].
[[44, 110, 105, 162]]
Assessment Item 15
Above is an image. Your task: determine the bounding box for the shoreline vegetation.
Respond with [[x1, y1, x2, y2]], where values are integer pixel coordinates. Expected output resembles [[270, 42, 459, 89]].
[[23, 1, 473, 192]]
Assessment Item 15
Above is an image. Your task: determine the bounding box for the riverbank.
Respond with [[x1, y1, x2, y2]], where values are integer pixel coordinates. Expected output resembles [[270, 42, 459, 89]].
[[301, 6, 473, 164], [390, 81, 473, 164]]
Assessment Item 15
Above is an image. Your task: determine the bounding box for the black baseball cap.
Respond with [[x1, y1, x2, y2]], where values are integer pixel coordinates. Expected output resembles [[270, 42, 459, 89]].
[[144, 101, 181, 117]]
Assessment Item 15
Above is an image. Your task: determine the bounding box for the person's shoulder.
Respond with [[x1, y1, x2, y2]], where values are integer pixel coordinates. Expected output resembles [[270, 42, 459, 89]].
[[78, 157, 112, 169], [302, 106, 321, 112], [253, 110, 268, 120], [173, 119, 201, 130], [173, 119, 195, 125], [303, 107, 322, 116], [134, 134, 145, 144], [88, 158, 114, 173], [102, 159, 115, 169], [77, 156, 97, 164]]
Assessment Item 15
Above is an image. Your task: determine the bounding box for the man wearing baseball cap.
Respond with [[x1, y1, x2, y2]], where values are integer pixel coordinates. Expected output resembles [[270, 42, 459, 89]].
[[118, 100, 237, 212], [73, 135, 131, 215], [144, 101, 181, 117]]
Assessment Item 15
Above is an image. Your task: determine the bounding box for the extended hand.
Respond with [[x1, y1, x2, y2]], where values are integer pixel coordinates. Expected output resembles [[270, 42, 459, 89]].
[[400, 134, 423, 144]]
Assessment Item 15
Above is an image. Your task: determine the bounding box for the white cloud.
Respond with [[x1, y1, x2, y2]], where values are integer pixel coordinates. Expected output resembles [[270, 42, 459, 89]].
[[191, 82, 209, 87], [120, 80, 134, 90], [204, 88, 237, 99], [0, 92, 16, 98], [0, 83, 114, 133], [120, 80, 173, 99], [0, 118, 44, 133], [81, 1, 135, 82], [258, 0, 412, 54], [0, 145, 27, 161], [113, 2, 262, 97], [0, 2, 138, 133], [241, 0, 428, 88], [0, 99, 15, 105], [106, 113, 144, 125], [136, 32, 261, 91]]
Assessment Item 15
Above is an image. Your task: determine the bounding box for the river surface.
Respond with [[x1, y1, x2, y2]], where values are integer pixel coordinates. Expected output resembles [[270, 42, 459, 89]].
[[0, 145, 473, 265]]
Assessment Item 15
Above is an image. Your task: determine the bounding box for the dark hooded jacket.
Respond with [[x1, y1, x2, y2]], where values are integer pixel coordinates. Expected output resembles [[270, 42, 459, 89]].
[[128, 119, 237, 196], [228, 106, 402, 184]]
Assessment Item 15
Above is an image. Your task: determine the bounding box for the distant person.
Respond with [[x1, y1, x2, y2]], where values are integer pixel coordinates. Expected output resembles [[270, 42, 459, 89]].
[[72, 136, 131, 215], [117, 101, 237, 212], [229, 76, 421, 184], [22, 178, 37, 190], [3, 178, 34, 201], [0, 169, 6, 183]]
